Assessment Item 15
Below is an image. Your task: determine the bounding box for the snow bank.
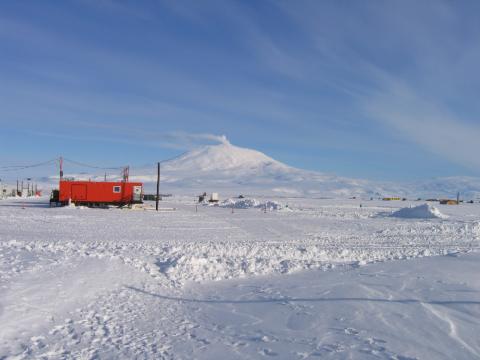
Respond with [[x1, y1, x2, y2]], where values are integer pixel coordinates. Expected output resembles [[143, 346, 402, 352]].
[[220, 198, 283, 210], [391, 204, 447, 219]]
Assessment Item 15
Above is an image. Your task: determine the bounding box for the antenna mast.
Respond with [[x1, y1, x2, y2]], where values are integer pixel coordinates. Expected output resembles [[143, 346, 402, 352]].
[[59, 156, 64, 180], [122, 166, 129, 182]]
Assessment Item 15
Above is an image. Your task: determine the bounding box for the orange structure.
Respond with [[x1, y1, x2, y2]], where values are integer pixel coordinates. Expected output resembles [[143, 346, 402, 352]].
[[57, 180, 143, 206]]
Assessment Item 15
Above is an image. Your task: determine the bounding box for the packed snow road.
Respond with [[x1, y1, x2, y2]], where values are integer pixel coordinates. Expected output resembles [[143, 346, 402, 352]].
[[0, 196, 479, 359]]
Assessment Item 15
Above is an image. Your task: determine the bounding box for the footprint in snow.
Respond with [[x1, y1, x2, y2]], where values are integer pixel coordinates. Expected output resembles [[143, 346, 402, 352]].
[[344, 327, 359, 335], [259, 348, 278, 356]]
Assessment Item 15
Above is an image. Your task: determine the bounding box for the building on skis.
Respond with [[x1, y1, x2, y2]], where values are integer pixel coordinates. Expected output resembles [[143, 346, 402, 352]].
[[50, 158, 143, 207]]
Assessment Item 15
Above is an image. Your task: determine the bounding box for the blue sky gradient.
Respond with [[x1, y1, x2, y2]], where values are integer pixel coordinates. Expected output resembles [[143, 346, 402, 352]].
[[1, 0, 480, 180]]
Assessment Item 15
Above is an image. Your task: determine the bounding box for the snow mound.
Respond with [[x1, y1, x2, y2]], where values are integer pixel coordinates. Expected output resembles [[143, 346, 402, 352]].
[[391, 204, 447, 219], [220, 198, 283, 210]]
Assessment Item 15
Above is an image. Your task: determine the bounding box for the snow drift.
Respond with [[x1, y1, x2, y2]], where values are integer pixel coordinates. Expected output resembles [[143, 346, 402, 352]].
[[219, 198, 283, 210], [391, 204, 447, 219]]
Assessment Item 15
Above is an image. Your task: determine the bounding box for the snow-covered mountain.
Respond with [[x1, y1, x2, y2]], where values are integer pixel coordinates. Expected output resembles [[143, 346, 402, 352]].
[[129, 140, 480, 199], [32, 138, 480, 199], [163, 138, 290, 173], [126, 139, 394, 197]]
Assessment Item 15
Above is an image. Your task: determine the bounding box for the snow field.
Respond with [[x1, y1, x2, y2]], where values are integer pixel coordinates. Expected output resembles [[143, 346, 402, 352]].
[[1, 196, 480, 358], [0, 197, 479, 286], [1, 198, 479, 287]]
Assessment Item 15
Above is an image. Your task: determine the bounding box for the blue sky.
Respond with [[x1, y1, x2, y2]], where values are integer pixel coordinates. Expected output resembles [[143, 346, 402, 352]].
[[1, 0, 480, 181]]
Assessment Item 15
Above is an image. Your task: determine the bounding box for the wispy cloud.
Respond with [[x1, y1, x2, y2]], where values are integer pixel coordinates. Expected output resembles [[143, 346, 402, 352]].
[[274, 0, 480, 173], [161, 0, 305, 80], [362, 75, 480, 170], [29, 128, 230, 152], [166, 132, 230, 147]]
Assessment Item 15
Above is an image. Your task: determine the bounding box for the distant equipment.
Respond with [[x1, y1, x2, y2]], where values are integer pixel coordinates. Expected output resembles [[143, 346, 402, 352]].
[[209, 193, 219, 203], [198, 192, 207, 203], [198, 192, 220, 203], [144, 194, 171, 201], [439, 192, 461, 205], [382, 197, 401, 201], [439, 199, 459, 205], [143, 194, 157, 201]]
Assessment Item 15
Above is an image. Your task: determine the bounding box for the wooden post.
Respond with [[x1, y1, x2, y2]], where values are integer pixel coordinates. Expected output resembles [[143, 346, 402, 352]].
[[156, 162, 160, 211]]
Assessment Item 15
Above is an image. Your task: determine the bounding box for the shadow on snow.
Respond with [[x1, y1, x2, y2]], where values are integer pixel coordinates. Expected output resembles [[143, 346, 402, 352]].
[[126, 286, 480, 306]]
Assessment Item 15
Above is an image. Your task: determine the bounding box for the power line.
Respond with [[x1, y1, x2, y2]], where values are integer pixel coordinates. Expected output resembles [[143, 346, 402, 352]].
[[62, 158, 126, 171], [0, 155, 179, 174], [0, 158, 58, 172]]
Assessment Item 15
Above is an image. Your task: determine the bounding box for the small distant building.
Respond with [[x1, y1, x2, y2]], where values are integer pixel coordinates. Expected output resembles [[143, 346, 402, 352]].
[[382, 197, 401, 201], [439, 199, 459, 205], [209, 193, 219, 203], [198, 192, 219, 203]]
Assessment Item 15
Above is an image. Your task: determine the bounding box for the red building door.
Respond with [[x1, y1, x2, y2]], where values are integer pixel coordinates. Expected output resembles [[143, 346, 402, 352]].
[[71, 184, 87, 201]]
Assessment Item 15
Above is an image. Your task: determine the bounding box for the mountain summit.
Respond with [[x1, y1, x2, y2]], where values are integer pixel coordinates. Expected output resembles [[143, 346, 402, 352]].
[[162, 139, 289, 174]]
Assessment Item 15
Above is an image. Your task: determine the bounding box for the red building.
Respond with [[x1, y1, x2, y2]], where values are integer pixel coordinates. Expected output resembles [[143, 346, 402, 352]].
[[56, 180, 143, 206]]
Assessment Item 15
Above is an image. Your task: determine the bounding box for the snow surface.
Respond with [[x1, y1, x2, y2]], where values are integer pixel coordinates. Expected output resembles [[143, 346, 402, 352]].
[[183, 252, 480, 359], [1, 196, 480, 358], [391, 203, 447, 219]]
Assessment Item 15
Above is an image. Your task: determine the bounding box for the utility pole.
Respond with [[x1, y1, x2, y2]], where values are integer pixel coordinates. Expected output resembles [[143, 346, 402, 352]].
[[156, 162, 160, 211], [122, 166, 129, 182]]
